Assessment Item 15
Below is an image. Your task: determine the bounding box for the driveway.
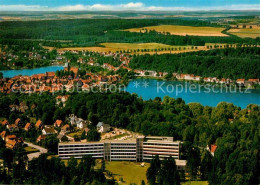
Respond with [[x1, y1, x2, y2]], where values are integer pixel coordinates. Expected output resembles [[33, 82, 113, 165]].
[[24, 142, 48, 161]]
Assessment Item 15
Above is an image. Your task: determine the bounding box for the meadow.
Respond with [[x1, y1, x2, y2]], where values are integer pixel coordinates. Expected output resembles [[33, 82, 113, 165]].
[[124, 25, 228, 37], [104, 161, 149, 184], [228, 28, 260, 38]]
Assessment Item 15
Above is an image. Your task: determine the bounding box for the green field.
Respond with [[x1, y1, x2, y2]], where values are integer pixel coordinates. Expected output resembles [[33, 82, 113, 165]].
[[124, 25, 228, 37], [181, 181, 209, 185], [105, 161, 149, 184], [24, 146, 39, 154]]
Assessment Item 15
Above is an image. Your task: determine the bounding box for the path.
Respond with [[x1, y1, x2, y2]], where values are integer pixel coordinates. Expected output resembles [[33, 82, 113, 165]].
[[24, 142, 48, 161]]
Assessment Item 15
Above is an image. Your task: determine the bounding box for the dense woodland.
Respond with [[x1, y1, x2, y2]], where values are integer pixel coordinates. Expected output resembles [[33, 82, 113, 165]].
[[130, 47, 260, 79], [0, 92, 259, 184], [0, 19, 259, 47]]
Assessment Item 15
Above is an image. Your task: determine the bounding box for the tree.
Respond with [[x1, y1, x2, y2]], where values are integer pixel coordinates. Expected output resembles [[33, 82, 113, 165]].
[[2, 148, 14, 174], [146, 155, 160, 185], [157, 157, 180, 185], [200, 150, 212, 180], [61, 135, 69, 142], [186, 147, 201, 180], [44, 135, 59, 154], [81, 130, 87, 140], [86, 128, 101, 142], [101, 159, 106, 172]]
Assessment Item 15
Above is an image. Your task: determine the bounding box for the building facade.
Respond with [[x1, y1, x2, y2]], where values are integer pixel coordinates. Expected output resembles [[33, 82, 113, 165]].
[[59, 136, 184, 165]]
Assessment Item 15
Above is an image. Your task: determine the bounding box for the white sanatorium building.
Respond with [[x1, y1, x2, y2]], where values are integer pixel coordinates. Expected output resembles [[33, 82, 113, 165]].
[[58, 136, 186, 169]]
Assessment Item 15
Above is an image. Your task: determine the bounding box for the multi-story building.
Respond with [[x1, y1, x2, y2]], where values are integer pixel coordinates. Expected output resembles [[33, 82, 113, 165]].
[[137, 136, 180, 161], [58, 142, 104, 160], [58, 136, 186, 168]]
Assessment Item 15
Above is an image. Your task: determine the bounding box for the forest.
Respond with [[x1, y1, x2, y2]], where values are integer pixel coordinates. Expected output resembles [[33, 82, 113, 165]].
[[0, 19, 259, 48], [0, 92, 259, 184], [130, 47, 260, 79]]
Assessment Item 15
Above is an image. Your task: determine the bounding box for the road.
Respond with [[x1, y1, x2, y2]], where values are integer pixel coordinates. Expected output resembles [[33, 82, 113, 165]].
[[24, 142, 48, 161]]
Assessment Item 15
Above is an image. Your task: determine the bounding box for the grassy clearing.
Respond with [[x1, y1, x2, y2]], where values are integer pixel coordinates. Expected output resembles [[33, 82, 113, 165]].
[[67, 130, 83, 137], [124, 25, 228, 37], [24, 146, 39, 153], [228, 28, 260, 38], [181, 181, 209, 185], [105, 161, 149, 184]]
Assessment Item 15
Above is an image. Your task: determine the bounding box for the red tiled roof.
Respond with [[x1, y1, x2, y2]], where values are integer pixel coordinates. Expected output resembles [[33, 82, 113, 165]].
[[6, 140, 17, 149], [6, 135, 17, 140], [54, 120, 63, 127], [24, 123, 32, 130], [37, 135, 46, 142], [1, 120, 8, 126], [15, 118, 21, 125], [0, 131, 6, 139], [35, 120, 42, 128], [211, 144, 217, 153]]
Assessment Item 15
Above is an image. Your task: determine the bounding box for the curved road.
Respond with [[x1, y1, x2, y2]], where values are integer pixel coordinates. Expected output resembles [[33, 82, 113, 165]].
[[24, 142, 48, 161]]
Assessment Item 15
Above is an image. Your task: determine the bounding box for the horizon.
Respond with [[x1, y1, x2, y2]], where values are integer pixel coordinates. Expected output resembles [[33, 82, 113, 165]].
[[1, 1, 260, 11]]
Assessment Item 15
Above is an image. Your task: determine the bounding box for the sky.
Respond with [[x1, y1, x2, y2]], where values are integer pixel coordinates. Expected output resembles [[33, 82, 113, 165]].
[[0, 0, 260, 11]]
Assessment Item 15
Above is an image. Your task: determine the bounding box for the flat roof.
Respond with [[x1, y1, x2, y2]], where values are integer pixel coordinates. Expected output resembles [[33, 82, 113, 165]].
[[59, 136, 180, 145], [59, 139, 137, 145]]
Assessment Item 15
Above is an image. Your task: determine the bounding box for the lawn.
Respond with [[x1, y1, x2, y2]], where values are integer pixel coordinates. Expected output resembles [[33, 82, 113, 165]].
[[24, 146, 39, 154], [105, 161, 149, 184], [67, 130, 83, 137], [228, 28, 260, 38], [181, 181, 209, 185], [124, 25, 228, 37]]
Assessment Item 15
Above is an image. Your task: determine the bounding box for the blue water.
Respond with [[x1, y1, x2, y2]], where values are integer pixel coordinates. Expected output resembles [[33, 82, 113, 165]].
[[126, 79, 260, 108], [0, 66, 64, 78]]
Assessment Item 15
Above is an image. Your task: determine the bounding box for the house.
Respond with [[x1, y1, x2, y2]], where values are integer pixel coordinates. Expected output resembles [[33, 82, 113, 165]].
[[97, 122, 111, 133], [61, 124, 70, 133], [5, 135, 17, 142], [35, 120, 44, 130], [54, 120, 63, 127], [15, 118, 23, 128], [69, 114, 87, 129], [36, 135, 46, 143], [24, 123, 33, 131], [42, 126, 57, 135], [46, 72, 55, 79], [236, 79, 245, 85], [248, 79, 259, 84], [0, 131, 6, 140], [56, 95, 70, 106], [1, 120, 9, 126], [210, 144, 217, 156], [207, 144, 217, 157], [6, 140, 18, 149], [6, 124, 18, 132]]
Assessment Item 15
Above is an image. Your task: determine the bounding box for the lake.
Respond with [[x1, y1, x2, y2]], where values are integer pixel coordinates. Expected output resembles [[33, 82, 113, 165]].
[[126, 79, 260, 109], [0, 66, 64, 78]]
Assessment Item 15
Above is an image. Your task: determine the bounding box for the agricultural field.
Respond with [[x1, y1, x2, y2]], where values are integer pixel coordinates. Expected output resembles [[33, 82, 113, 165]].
[[44, 42, 242, 55], [44, 42, 212, 55], [124, 25, 228, 37], [104, 161, 149, 184], [228, 28, 260, 38]]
